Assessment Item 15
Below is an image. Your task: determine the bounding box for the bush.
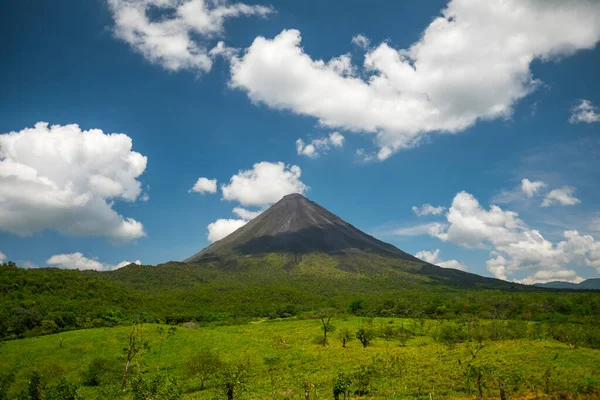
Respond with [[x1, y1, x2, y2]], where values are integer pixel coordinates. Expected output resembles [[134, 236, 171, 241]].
[[435, 323, 467, 347], [45, 378, 80, 400], [332, 372, 352, 400], [129, 373, 181, 400], [83, 358, 120, 386], [0, 372, 15, 400]]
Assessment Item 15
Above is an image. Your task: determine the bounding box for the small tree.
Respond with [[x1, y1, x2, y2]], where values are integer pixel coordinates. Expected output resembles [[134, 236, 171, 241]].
[[316, 309, 336, 346], [122, 325, 150, 388], [332, 372, 352, 400], [379, 324, 397, 363], [356, 327, 376, 348], [337, 328, 354, 348], [353, 365, 376, 396], [184, 349, 223, 390], [217, 359, 250, 400]]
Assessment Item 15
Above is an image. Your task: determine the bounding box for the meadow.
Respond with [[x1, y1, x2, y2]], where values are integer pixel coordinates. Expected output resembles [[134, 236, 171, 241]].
[[1, 316, 599, 400]]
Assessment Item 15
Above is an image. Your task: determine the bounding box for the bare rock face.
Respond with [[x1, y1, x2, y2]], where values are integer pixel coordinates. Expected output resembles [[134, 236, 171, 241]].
[[184, 193, 418, 263]]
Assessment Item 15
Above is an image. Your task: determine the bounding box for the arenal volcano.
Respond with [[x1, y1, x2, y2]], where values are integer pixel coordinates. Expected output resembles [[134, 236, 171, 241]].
[[185, 193, 418, 262], [184, 194, 511, 287]]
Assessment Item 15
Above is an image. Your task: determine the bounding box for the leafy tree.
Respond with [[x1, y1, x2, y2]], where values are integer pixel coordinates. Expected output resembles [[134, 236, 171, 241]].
[[216, 359, 250, 400], [184, 349, 223, 390], [332, 372, 352, 400], [337, 328, 354, 348], [355, 327, 376, 348], [347, 300, 366, 315]]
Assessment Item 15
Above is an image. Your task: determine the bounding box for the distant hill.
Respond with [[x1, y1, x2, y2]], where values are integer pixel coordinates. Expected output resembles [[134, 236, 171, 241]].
[[535, 278, 600, 290], [184, 193, 515, 288]]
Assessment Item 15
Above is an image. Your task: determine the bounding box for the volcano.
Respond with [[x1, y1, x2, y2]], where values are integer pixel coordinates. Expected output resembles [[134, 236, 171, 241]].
[[185, 193, 419, 263]]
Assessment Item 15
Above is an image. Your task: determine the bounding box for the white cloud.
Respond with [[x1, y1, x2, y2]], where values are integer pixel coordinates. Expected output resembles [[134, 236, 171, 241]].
[[0, 122, 147, 241], [232, 206, 262, 220], [46, 252, 141, 271], [229, 2, 600, 158], [430, 190, 600, 284], [221, 161, 308, 206], [541, 186, 581, 207], [22, 261, 38, 269], [569, 99, 600, 124], [206, 161, 308, 242], [207, 218, 246, 242], [521, 178, 546, 198], [351, 34, 370, 49], [389, 222, 445, 237], [415, 249, 467, 271], [329, 132, 345, 147], [412, 203, 445, 216], [0, 251, 6, 262], [107, 0, 273, 73], [296, 132, 345, 158], [190, 177, 217, 194], [428, 191, 523, 248]]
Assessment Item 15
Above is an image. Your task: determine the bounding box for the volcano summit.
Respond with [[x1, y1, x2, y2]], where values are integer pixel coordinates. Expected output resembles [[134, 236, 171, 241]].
[[185, 193, 417, 262]]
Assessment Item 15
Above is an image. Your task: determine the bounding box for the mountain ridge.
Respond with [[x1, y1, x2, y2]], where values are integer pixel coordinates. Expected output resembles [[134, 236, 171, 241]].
[[534, 278, 600, 290]]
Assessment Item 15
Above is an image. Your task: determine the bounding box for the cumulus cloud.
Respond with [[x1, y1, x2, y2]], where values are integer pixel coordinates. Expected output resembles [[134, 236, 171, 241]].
[[351, 34, 370, 49], [107, 0, 273, 73], [415, 249, 468, 271], [412, 203, 445, 216], [221, 161, 308, 206], [46, 252, 141, 271], [190, 177, 217, 194], [232, 206, 262, 220], [0, 122, 147, 241], [429, 190, 599, 283], [296, 132, 345, 158], [569, 99, 600, 124], [521, 178, 546, 198], [541, 186, 581, 207], [229, 2, 600, 159], [428, 191, 523, 248], [0, 251, 6, 262], [207, 218, 247, 242], [205, 161, 308, 242]]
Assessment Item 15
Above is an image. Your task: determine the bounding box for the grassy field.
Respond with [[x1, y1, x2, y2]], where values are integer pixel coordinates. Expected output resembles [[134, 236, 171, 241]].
[[1, 317, 599, 399]]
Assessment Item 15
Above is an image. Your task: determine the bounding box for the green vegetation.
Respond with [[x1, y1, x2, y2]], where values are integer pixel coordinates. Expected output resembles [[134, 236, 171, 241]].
[[2, 256, 600, 398], [1, 318, 599, 399], [2, 258, 600, 341]]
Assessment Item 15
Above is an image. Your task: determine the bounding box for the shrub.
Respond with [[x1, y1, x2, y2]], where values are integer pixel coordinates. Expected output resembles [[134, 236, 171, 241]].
[[332, 372, 352, 400], [83, 358, 120, 386]]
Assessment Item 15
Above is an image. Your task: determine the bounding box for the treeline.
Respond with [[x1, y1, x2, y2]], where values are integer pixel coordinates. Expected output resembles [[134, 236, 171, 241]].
[[1, 262, 600, 340]]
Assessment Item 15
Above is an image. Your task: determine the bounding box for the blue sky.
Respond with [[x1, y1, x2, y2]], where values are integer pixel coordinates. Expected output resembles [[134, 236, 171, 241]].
[[1, 0, 599, 283]]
